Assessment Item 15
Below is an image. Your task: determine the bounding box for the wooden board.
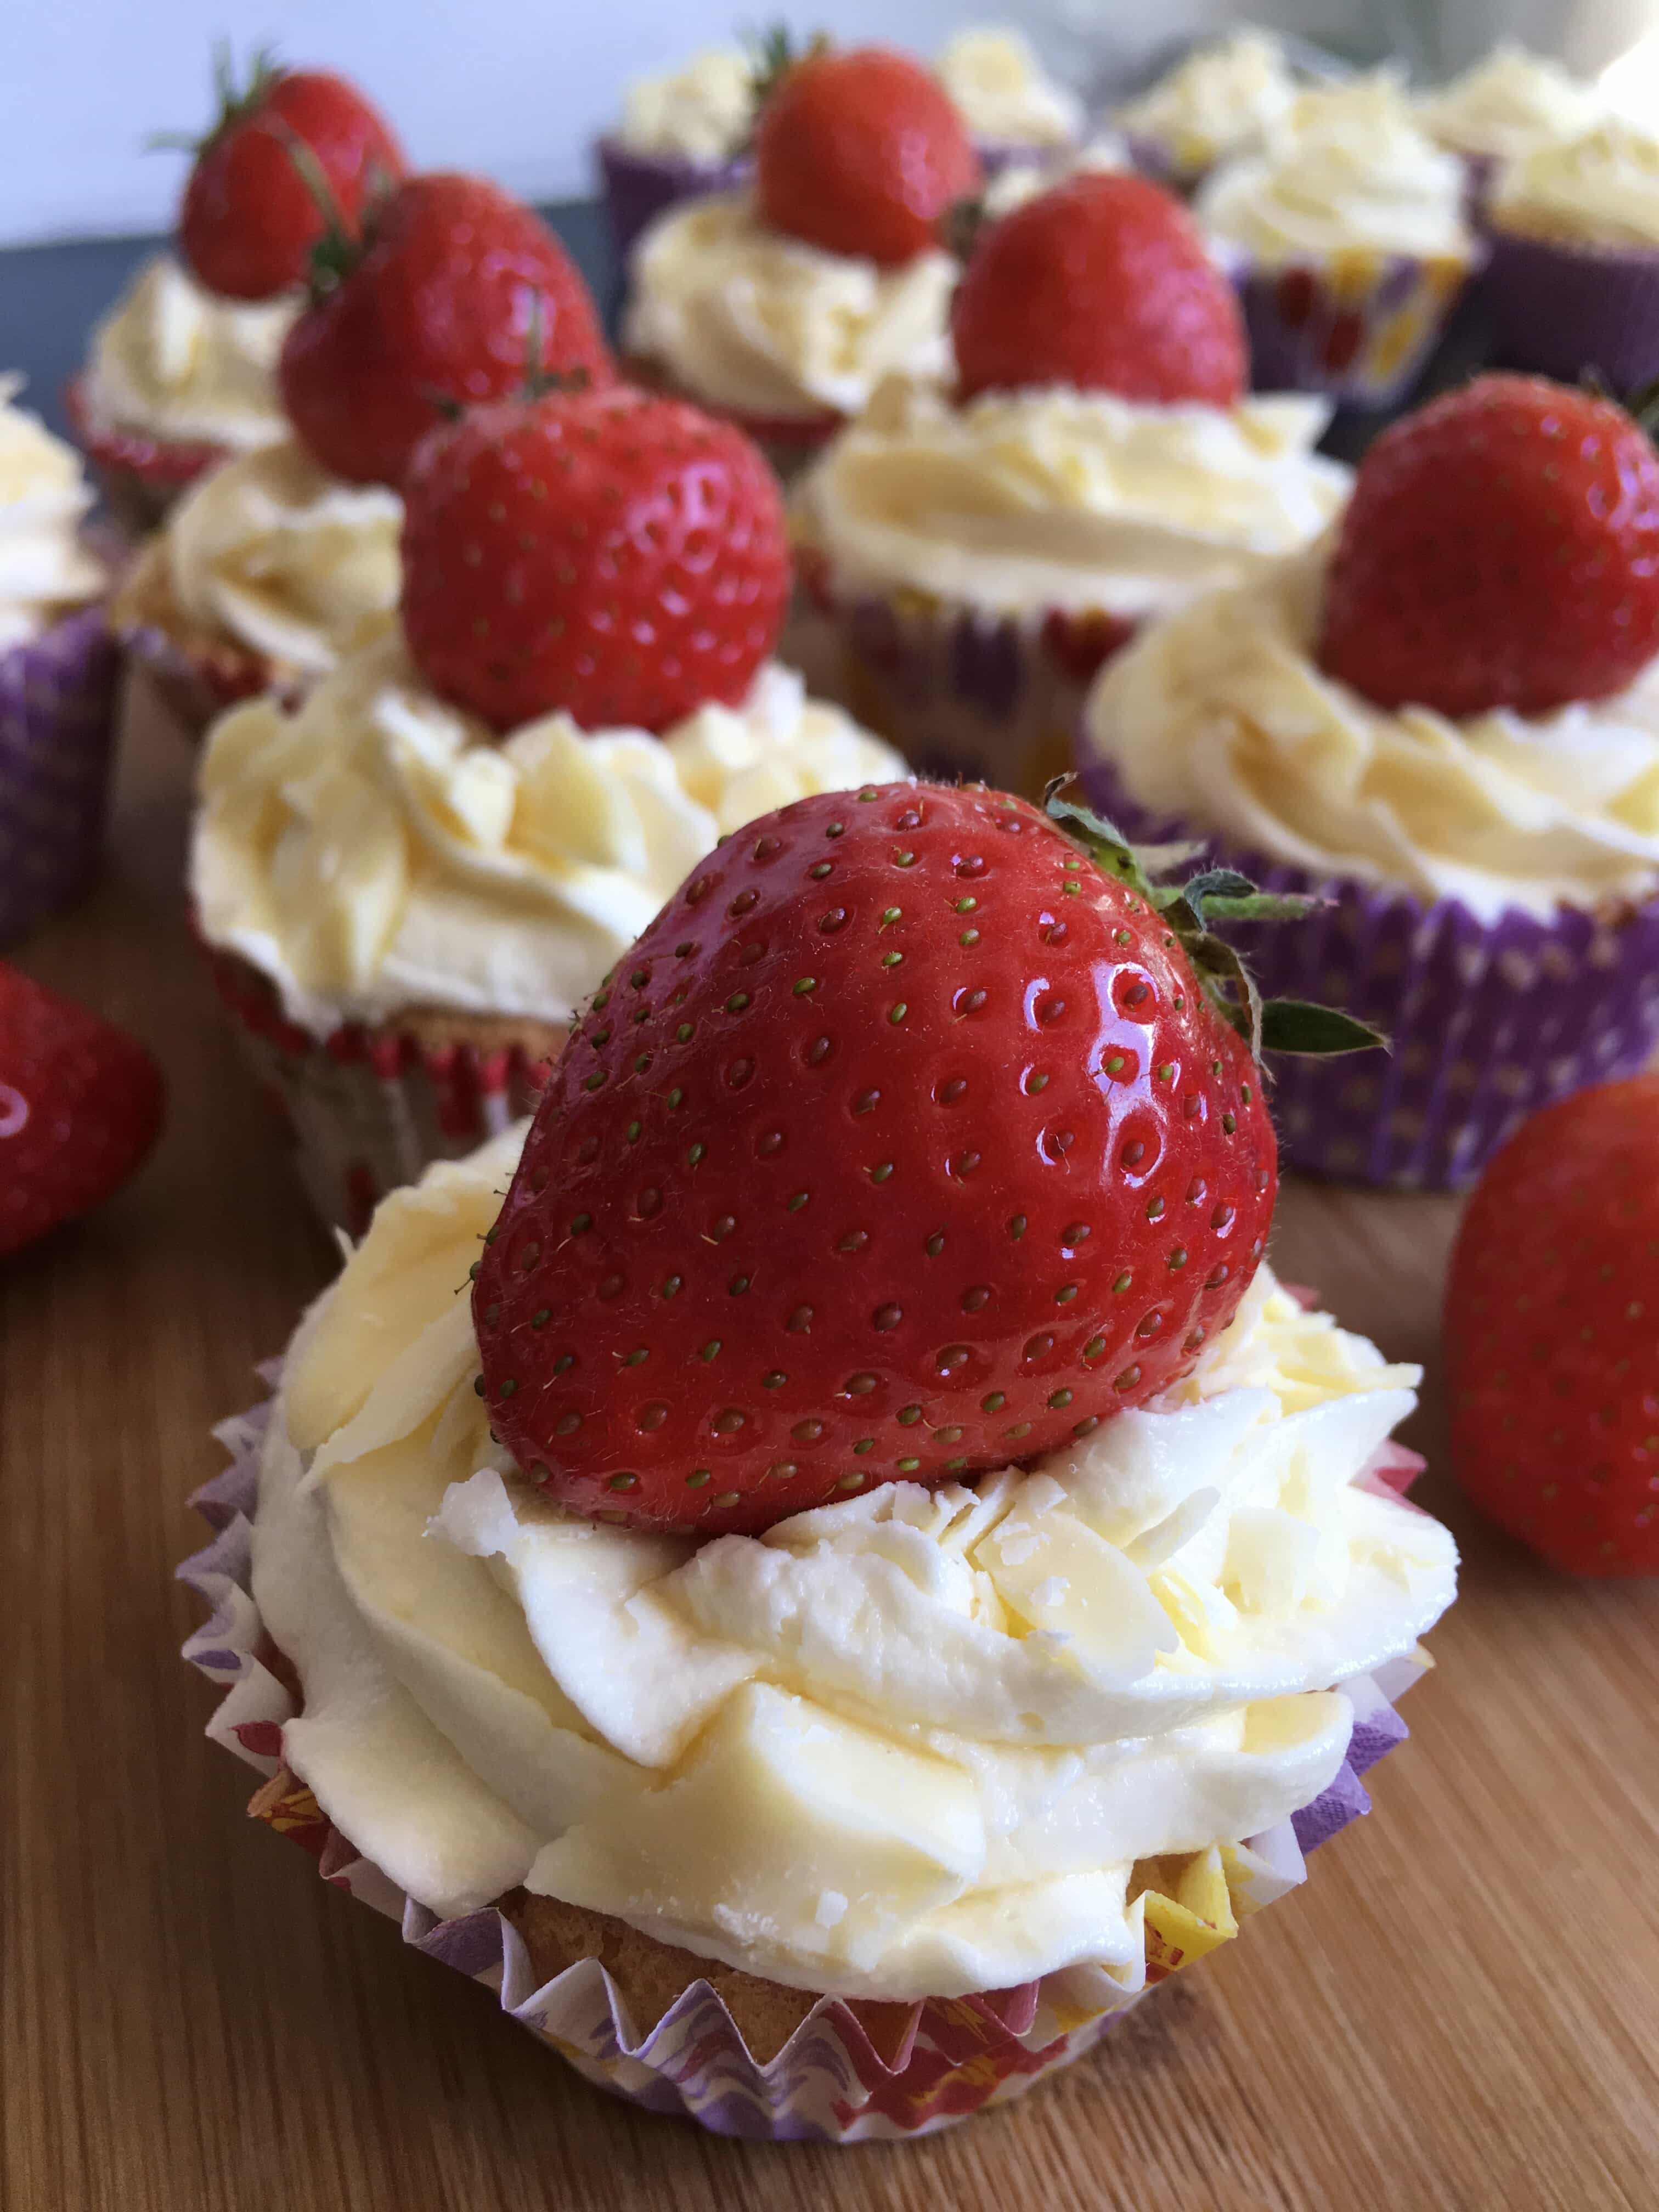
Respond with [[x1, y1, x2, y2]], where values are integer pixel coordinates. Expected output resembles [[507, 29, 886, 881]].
[[5, 689, 1657, 2212]]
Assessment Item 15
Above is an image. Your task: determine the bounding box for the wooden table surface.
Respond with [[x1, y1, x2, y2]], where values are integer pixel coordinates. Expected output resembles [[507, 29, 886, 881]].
[[5, 692, 1657, 2212]]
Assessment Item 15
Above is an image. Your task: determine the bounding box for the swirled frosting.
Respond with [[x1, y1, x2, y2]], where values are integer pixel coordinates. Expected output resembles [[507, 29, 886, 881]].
[[623, 194, 957, 422], [615, 48, 756, 163], [936, 29, 1084, 148], [1082, 548, 1659, 922], [1490, 115, 1659, 251], [81, 255, 297, 450], [0, 376, 105, 651], [1415, 43, 1601, 163], [794, 376, 1350, 619], [252, 1122, 1455, 1998], [190, 634, 905, 1034], [1117, 31, 1298, 176], [1198, 75, 1476, 262], [160, 441, 402, 674]]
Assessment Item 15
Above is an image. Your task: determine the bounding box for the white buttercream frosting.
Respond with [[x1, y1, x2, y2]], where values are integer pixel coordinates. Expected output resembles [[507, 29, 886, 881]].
[[252, 1124, 1455, 1999], [794, 376, 1350, 620], [623, 194, 957, 422], [1415, 43, 1601, 163], [190, 635, 906, 1035], [162, 441, 402, 674], [936, 29, 1084, 148], [1082, 548, 1659, 923], [1118, 31, 1298, 177], [980, 135, 1132, 220], [615, 47, 755, 163], [1490, 114, 1659, 251], [1198, 75, 1476, 263], [81, 255, 297, 451], [0, 376, 105, 651]]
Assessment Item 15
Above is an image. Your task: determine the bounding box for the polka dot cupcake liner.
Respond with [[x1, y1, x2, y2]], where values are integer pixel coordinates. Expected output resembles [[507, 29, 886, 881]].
[[1234, 246, 1481, 409], [1481, 224, 1659, 395], [0, 605, 123, 950], [179, 1376, 1428, 2141], [595, 138, 751, 264], [1074, 758, 1659, 1190]]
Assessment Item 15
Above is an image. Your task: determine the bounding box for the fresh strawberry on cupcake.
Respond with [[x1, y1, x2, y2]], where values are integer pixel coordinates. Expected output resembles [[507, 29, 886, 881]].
[[793, 169, 1349, 796], [112, 172, 608, 743], [70, 48, 406, 535], [1081, 371, 1659, 1189], [182, 776, 1455, 2137], [623, 42, 977, 481], [189, 380, 906, 1233]]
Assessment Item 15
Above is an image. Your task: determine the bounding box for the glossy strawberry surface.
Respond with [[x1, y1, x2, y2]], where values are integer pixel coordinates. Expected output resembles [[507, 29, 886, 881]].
[[475, 784, 1276, 1536]]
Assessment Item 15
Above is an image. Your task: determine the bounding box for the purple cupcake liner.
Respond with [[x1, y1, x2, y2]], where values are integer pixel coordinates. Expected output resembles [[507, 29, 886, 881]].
[[1481, 222, 1659, 393], [1124, 129, 1207, 196], [1235, 247, 1481, 409], [595, 137, 751, 262], [1074, 755, 1659, 1190], [0, 605, 122, 949]]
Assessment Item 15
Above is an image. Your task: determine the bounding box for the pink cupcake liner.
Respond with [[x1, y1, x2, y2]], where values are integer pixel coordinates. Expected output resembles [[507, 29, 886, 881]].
[[595, 138, 752, 262], [116, 619, 283, 746], [206, 948, 558, 1236], [1481, 223, 1659, 393], [64, 375, 226, 538], [1235, 249, 1481, 408], [178, 1376, 1427, 2141], [1075, 756, 1659, 1190], [0, 605, 123, 948]]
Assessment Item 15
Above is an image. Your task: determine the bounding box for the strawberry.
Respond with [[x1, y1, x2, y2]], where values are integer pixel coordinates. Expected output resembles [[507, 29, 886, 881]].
[[0, 966, 164, 1260], [472, 782, 1377, 1537], [167, 47, 406, 302], [279, 173, 613, 486], [952, 172, 1247, 408], [1445, 1075, 1659, 1576], [755, 45, 980, 267], [402, 385, 789, 735], [1319, 374, 1659, 720]]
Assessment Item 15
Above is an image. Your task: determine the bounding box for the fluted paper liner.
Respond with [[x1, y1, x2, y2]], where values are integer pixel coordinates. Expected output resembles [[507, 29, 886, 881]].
[[0, 605, 122, 948], [595, 138, 751, 263], [1482, 224, 1659, 394], [1235, 246, 1479, 408], [179, 1375, 1428, 2141], [64, 374, 224, 537]]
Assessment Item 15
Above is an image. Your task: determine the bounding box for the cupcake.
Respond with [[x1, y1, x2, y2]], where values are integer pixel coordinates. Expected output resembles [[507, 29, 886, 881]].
[[1116, 30, 1299, 195], [1079, 374, 1659, 1190], [110, 439, 403, 741], [1484, 116, 1659, 391], [934, 27, 1085, 174], [70, 58, 406, 534], [1414, 42, 1601, 212], [190, 383, 904, 1232], [0, 377, 121, 948], [623, 46, 976, 481], [793, 170, 1348, 795], [596, 47, 758, 263], [182, 778, 1456, 2138]]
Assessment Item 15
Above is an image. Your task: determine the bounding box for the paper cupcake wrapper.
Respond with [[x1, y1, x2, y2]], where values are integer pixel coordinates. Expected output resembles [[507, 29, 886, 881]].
[[1074, 757, 1659, 1190], [1481, 224, 1659, 395], [64, 375, 225, 537], [1235, 247, 1479, 408], [1123, 129, 1209, 196], [117, 618, 281, 746], [595, 137, 752, 262], [178, 1379, 1426, 2141], [0, 605, 122, 949], [206, 950, 560, 1235]]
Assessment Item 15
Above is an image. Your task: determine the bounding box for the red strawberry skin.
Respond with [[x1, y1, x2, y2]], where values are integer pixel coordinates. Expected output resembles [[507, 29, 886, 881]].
[[474, 784, 1276, 1537], [1320, 374, 1659, 720], [401, 386, 790, 735], [179, 66, 407, 301], [952, 173, 1247, 408], [756, 48, 980, 267], [1446, 1075, 1659, 1576], [0, 966, 164, 1259], [279, 174, 614, 486]]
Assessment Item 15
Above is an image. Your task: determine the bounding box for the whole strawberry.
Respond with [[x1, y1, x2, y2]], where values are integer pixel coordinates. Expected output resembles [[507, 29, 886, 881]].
[[1320, 374, 1659, 719], [170, 48, 406, 301], [1446, 1076, 1659, 1576], [0, 967, 164, 1259], [279, 173, 613, 486], [755, 46, 980, 266], [953, 173, 1247, 408], [402, 386, 789, 733], [474, 783, 1374, 1536]]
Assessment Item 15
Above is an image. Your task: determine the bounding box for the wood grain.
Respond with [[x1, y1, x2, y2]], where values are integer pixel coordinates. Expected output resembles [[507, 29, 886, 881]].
[[5, 689, 1657, 2212]]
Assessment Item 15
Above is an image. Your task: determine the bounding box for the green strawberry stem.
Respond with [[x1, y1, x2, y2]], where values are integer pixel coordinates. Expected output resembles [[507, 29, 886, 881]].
[[146, 41, 285, 156], [1044, 779, 1386, 1061], [743, 24, 830, 126], [273, 125, 364, 295]]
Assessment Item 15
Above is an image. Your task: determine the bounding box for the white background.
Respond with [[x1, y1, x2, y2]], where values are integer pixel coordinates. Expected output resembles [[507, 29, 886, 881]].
[[0, 0, 1645, 247]]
